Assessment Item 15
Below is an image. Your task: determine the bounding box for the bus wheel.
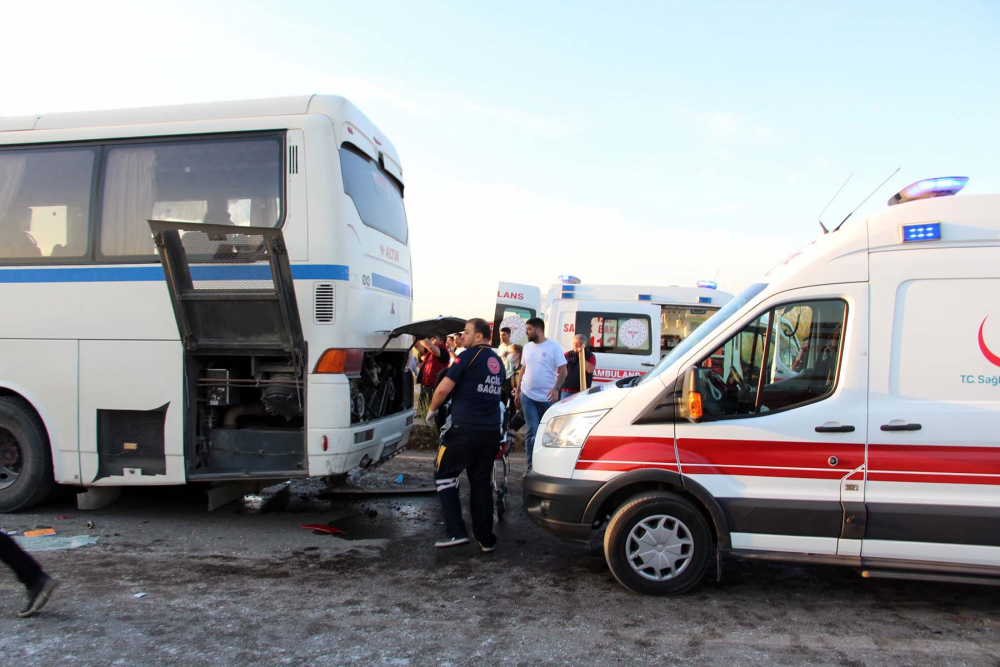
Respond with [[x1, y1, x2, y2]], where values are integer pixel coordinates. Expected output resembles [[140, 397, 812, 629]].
[[0, 397, 55, 513], [603, 491, 711, 596]]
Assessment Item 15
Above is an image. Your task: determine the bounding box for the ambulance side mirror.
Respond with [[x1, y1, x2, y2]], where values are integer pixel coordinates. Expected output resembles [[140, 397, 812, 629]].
[[679, 366, 704, 424]]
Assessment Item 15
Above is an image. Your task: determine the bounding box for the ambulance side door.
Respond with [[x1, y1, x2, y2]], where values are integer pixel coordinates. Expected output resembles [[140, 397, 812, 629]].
[[573, 301, 660, 384], [864, 246, 1000, 567]]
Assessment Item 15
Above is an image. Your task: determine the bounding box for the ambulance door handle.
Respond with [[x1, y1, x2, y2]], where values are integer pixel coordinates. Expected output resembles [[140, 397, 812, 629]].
[[641, 363, 655, 368], [815, 424, 855, 433], [880, 422, 922, 432]]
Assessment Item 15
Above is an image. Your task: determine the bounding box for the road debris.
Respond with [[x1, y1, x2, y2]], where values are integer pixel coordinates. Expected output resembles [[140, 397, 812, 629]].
[[299, 524, 345, 535], [133, 593, 148, 599], [13, 534, 100, 552], [23, 528, 56, 537]]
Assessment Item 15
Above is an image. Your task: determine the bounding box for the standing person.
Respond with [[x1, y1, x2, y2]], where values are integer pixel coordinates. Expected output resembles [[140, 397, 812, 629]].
[[514, 317, 566, 469], [425, 318, 505, 550], [497, 327, 516, 395], [562, 334, 597, 399], [416, 336, 450, 411], [1, 532, 58, 618]]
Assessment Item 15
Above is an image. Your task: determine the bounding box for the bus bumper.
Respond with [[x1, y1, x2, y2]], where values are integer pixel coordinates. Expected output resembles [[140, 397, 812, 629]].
[[307, 410, 415, 476]]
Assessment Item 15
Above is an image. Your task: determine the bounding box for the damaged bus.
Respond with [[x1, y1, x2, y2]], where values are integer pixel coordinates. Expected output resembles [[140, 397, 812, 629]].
[[0, 95, 436, 511]]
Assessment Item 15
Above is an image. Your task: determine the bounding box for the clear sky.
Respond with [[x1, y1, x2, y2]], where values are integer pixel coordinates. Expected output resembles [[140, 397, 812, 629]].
[[3, 1, 999, 319]]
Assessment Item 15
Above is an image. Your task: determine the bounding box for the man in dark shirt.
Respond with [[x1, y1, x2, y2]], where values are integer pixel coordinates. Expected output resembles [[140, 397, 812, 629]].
[[426, 318, 504, 551], [562, 334, 597, 399]]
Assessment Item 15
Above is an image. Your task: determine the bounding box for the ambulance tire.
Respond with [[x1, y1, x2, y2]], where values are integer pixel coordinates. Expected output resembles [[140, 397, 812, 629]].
[[603, 491, 711, 596], [0, 396, 55, 513]]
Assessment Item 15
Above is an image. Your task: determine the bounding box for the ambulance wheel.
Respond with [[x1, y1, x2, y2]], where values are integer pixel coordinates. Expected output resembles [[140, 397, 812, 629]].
[[0, 396, 55, 513], [603, 492, 711, 595]]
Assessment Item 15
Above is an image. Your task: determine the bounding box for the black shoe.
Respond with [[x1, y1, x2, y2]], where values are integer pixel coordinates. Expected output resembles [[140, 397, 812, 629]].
[[479, 540, 497, 553], [18, 574, 58, 618], [434, 536, 470, 548]]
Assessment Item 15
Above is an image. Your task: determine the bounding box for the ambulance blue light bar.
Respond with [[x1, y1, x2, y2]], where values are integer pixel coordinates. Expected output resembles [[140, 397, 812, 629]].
[[900, 222, 942, 243], [637, 294, 652, 301], [699, 296, 713, 304], [888, 177, 968, 207], [697, 280, 718, 290], [559, 275, 581, 285]]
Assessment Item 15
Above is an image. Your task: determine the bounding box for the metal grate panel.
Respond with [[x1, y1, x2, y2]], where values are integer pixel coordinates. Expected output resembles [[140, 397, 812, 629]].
[[314, 283, 335, 324], [95, 404, 168, 480]]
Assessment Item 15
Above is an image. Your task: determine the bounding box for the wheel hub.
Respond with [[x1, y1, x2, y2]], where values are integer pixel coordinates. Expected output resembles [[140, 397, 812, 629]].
[[625, 514, 694, 581], [0, 427, 23, 490]]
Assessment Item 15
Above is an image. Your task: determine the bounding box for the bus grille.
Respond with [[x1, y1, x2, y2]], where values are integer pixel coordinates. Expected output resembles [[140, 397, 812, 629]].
[[314, 283, 335, 323], [94, 405, 168, 481]]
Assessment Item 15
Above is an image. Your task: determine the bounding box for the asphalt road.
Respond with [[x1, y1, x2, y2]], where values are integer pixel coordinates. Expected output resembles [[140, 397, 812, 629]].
[[3, 451, 1000, 666]]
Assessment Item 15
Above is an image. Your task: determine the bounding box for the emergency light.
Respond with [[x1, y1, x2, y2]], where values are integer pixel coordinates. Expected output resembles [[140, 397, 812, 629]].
[[559, 275, 581, 285], [697, 280, 718, 290], [888, 177, 968, 207], [900, 222, 942, 243]]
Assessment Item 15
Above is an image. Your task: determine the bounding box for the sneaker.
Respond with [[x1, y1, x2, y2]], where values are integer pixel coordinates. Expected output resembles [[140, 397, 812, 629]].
[[18, 574, 58, 618], [479, 541, 497, 553], [434, 536, 470, 548]]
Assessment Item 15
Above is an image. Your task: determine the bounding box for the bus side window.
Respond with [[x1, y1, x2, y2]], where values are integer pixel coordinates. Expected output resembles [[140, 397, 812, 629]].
[[0, 149, 94, 261]]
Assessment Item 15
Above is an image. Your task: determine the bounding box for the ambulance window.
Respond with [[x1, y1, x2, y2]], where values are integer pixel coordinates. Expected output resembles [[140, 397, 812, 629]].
[[576, 312, 652, 355], [695, 299, 846, 419]]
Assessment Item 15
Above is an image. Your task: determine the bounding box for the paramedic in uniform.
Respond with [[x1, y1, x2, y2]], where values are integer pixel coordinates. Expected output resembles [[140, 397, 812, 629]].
[[426, 318, 505, 551]]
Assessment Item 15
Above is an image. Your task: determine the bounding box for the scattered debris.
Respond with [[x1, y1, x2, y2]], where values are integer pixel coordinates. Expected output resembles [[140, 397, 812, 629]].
[[13, 534, 99, 552], [134, 592, 148, 599], [319, 486, 436, 498], [23, 528, 56, 537], [1, 529, 18, 536], [54, 515, 74, 520], [300, 524, 345, 536], [394, 474, 405, 484], [86, 521, 95, 529]]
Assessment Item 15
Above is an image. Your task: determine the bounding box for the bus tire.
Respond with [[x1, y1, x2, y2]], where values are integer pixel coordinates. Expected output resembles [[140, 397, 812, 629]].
[[0, 396, 56, 513], [603, 491, 711, 596]]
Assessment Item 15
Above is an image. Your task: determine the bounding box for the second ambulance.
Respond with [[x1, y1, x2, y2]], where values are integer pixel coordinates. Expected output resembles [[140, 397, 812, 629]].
[[524, 177, 1000, 595]]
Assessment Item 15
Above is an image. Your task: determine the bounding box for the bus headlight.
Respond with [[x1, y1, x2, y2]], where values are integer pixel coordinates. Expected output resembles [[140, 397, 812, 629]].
[[540, 410, 608, 448]]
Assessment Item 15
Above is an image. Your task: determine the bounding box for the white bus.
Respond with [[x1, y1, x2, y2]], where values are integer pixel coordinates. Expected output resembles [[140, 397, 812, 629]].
[[0, 95, 442, 512]]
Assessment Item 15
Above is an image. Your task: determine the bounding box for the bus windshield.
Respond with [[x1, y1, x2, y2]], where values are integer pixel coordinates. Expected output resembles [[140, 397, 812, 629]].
[[638, 282, 768, 385]]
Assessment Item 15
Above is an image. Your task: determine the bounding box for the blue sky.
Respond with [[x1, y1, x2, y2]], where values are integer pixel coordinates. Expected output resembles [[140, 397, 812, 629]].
[[3, 1, 999, 318]]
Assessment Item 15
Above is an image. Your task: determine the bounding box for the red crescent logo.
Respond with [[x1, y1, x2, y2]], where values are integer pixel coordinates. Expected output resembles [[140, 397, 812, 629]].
[[979, 317, 1000, 367]]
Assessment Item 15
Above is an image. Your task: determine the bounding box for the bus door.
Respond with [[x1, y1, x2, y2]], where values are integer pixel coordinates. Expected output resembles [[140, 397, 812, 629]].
[[149, 220, 308, 479]]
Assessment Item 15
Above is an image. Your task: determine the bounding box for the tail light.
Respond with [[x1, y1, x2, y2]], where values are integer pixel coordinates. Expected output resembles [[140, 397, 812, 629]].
[[314, 349, 364, 374]]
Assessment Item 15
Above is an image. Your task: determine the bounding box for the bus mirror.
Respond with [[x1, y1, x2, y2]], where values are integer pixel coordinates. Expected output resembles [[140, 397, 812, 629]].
[[680, 366, 703, 423]]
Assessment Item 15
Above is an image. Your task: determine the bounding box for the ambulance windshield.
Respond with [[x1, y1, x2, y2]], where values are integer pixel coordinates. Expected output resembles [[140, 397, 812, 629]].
[[638, 282, 768, 385]]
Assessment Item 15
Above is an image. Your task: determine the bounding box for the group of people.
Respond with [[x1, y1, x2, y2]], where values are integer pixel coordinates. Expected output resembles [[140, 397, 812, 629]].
[[413, 317, 597, 551]]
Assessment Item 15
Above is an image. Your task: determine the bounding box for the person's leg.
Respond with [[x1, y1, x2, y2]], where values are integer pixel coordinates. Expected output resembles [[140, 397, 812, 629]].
[[0, 531, 42, 588], [521, 396, 542, 468], [434, 429, 473, 542], [466, 430, 503, 548]]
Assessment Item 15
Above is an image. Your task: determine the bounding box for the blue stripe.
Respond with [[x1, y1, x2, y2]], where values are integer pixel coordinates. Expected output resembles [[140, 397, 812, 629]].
[[371, 272, 411, 297], [0, 264, 351, 284]]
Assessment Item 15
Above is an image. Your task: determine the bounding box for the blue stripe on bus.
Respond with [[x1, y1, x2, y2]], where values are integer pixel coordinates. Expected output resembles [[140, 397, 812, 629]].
[[0, 264, 352, 284], [371, 272, 411, 297]]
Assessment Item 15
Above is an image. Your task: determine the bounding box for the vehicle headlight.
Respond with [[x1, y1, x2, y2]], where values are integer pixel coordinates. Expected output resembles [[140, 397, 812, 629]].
[[540, 410, 608, 448]]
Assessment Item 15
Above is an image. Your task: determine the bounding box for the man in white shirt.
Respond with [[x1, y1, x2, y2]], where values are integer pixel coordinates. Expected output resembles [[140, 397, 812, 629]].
[[514, 317, 566, 468]]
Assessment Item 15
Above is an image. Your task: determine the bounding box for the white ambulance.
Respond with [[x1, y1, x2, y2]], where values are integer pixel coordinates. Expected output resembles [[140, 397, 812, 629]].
[[523, 177, 1000, 595], [492, 279, 733, 384]]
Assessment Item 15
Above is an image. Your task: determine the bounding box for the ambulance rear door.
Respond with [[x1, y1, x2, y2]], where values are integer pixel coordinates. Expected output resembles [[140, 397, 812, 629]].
[[562, 300, 661, 384], [492, 281, 541, 347]]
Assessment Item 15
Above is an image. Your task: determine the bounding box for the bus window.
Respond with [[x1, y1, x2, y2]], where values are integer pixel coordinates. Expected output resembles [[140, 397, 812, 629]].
[[576, 311, 652, 355], [340, 143, 407, 244], [100, 136, 283, 257], [0, 148, 95, 260]]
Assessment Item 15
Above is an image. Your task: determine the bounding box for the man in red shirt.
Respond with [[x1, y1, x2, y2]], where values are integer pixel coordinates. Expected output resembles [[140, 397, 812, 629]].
[[417, 336, 450, 410]]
